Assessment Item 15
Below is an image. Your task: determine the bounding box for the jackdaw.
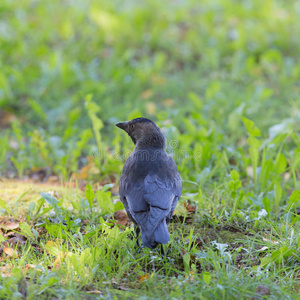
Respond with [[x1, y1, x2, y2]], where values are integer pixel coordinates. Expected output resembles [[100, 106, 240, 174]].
[[116, 117, 181, 250]]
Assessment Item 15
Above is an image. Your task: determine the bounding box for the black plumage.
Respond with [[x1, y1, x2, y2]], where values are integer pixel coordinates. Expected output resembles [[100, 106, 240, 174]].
[[116, 118, 181, 249]]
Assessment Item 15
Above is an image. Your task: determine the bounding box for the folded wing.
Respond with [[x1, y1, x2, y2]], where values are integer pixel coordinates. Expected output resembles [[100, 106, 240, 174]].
[[119, 154, 181, 248]]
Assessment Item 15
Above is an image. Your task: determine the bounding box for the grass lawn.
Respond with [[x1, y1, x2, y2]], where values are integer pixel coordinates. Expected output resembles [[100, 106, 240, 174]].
[[0, 0, 300, 299]]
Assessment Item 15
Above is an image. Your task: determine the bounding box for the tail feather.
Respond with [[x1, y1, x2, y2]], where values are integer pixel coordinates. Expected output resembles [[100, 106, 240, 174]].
[[154, 219, 170, 244], [141, 219, 170, 249]]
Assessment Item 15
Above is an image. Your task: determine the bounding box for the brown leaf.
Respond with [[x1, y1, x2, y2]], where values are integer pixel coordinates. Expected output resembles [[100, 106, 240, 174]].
[[0, 222, 20, 230], [73, 165, 89, 180], [24, 264, 43, 273], [185, 270, 195, 283], [114, 211, 129, 226], [138, 274, 149, 283], [1, 234, 27, 247], [3, 247, 18, 258], [184, 202, 196, 214], [45, 241, 58, 247]]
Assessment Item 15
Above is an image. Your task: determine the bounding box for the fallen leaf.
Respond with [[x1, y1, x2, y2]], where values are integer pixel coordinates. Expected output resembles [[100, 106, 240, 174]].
[[138, 274, 149, 282], [25, 264, 44, 272], [185, 270, 195, 283], [114, 211, 129, 226], [184, 202, 196, 214], [45, 241, 58, 247], [0, 222, 19, 230], [3, 247, 18, 258], [1, 234, 27, 247]]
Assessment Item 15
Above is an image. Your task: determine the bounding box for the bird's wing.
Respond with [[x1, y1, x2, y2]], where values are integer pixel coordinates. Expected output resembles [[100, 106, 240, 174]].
[[119, 153, 181, 247], [119, 154, 146, 225], [128, 156, 181, 234]]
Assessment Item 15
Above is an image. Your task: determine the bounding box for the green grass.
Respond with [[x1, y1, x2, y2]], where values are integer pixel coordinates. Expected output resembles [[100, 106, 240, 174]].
[[0, 0, 300, 299]]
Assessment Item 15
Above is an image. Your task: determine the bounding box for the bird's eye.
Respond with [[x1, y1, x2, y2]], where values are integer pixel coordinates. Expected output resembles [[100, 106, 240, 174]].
[[130, 124, 135, 130]]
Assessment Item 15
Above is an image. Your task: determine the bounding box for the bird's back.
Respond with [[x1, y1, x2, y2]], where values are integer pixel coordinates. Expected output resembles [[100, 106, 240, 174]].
[[119, 147, 181, 248]]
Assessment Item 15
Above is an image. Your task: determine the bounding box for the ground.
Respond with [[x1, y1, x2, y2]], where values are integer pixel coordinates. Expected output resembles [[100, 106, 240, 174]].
[[0, 0, 300, 299]]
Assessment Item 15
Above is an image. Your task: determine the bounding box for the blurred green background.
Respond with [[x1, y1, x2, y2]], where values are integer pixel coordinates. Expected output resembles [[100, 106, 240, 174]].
[[0, 0, 299, 182]]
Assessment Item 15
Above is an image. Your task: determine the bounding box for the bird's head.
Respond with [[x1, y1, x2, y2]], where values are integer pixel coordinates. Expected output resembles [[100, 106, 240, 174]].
[[116, 117, 165, 148]]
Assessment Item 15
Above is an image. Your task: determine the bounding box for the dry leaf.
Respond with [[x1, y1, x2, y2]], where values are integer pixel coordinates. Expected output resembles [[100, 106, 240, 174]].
[[1, 234, 27, 247], [0, 222, 20, 230], [45, 241, 58, 247], [184, 202, 196, 214], [3, 247, 18, 258], [25, 264, 44, 272], [138, 274, 149, 282], [185, 270, 195, 283], [114, 211, 129, 226]]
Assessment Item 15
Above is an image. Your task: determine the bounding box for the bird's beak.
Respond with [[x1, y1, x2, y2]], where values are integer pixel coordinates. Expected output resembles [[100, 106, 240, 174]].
[[116, 121, 129, 132]]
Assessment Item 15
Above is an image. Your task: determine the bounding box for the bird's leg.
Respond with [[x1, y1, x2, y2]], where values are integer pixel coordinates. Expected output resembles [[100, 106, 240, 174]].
[[134, 225, 142, 252], [157, 244, 165, 258]]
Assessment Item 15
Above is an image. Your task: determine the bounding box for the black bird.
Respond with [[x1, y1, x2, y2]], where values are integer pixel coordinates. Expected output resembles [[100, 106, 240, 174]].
[[116, 117, 181, 251]]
